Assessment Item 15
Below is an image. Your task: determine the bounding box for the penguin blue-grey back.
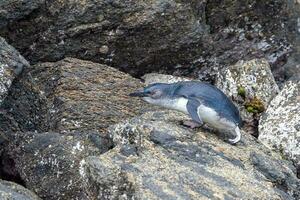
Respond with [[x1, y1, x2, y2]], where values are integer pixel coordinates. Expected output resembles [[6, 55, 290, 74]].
[[129, 81, 243, 144], [171, 81, 242, 127]]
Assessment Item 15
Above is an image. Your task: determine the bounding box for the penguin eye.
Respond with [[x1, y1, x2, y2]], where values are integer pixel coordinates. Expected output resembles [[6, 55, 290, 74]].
[[150, 89, 162, 99]]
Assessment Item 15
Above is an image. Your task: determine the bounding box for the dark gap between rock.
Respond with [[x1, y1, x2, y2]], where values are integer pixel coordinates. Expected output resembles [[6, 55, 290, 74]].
[[0, 151, 25, 186]]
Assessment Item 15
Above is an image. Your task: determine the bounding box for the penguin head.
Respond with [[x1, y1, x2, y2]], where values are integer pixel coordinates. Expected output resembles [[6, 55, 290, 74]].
[[129, 83, 173, 104]]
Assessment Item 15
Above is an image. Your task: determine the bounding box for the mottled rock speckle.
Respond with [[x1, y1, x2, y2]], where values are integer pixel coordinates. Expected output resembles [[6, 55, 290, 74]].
[[259, 80, 300, 167]]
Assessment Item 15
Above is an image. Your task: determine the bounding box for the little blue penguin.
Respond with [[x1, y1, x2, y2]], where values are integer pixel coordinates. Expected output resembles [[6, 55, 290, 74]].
[[129, 81, 243, 144]]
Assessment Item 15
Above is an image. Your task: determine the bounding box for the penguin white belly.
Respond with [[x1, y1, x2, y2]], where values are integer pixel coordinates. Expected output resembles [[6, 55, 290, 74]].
[[162, 97, 189, 114], [143, 97, 188, 114], [171, 97, 189, 113], [144, 96, 235, 130], [197, 105, 235, 130]]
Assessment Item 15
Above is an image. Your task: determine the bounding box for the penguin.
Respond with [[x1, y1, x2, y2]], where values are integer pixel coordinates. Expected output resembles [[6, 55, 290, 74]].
[[129, 81, 243, 144]]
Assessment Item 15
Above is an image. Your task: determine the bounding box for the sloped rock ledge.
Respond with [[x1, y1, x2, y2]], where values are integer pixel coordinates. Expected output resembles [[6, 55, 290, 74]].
[[83, 110, 300, 200]]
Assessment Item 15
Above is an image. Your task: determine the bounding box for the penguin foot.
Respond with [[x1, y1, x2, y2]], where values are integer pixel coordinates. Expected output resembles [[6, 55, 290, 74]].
[[228, 126, 241, 144], [182, 120, 202, 129]]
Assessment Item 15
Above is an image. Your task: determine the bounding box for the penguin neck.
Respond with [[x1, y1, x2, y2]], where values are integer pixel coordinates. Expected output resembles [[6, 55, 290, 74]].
[[143, 96, 188, 114]]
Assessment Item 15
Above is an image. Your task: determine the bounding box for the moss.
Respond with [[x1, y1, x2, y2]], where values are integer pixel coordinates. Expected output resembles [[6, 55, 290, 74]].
[[246, 106, 255, 113], [237, 86, 246, 98], [245, 97, 265, 113]]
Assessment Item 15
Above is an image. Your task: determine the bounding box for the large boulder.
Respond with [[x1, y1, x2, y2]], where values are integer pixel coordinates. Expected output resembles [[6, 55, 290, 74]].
[[1, 57, 145, 133], [83, 110, 300, 199], [259, 80, 300, 168], [0, 36, 29, 105], [0, 0, 297, 81], [0, 0, 208, 76], [0, 179, 41, 200], [0, 58, 146, 199]]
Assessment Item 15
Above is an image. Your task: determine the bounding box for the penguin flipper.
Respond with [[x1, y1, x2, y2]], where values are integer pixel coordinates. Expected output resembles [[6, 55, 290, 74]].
[[186, 98, 203, 125]]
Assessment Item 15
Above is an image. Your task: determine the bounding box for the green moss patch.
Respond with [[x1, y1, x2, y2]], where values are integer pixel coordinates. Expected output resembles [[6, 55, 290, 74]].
[[237, 86, 246, 98], [245, 97, 265, 113]]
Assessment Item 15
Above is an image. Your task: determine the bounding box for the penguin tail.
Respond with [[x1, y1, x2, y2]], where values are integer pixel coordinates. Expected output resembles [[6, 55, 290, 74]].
[[228, 126, 241, 144]]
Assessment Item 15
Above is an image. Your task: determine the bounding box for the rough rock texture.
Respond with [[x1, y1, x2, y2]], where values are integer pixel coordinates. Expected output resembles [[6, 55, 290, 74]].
[[0, 58, 147, 199], [0, 0, 44, 28], [0, 0, 208, 77], [284, 58, 300, 81], [1, 57, 145, 133], [0, 179, 41, 200], [0, 0, 298, 81], [197, 0, 296, 83], [259, 80, 300, 167], [6, 131, 110, 200], [216, 59, 279, 126], [281, 1, 300, 81], [0, 1, 299, 199], [142, 73, 190, 85], [0, 36, 29, 104], [83, 110, 300, 199]]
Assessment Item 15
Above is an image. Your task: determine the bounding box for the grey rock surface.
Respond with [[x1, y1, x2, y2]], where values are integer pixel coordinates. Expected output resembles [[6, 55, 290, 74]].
[[1, 57, 145, 133], [0, 0, 208, 77], [0, 0, 297, 81], [0, 0, 44, 28], [142, 73, 190, 85], [83, 110, 300, 200], [0, 179, 40, 200], [280, 1, 300, 82], [0, 1, 299, 199], [197, 0, 295, 83], [0, 58, 147, 199], [6, 131, 108, 200], [0, 36, 29, 105], [259, 80, 300, 167]]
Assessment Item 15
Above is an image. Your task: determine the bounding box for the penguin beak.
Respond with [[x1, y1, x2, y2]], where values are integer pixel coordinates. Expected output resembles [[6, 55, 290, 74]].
[[129, 90, 148, 97]]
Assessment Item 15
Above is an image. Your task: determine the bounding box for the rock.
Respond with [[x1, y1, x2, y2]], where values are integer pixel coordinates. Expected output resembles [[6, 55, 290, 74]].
[[259, 80, 300, 167], [199, 0, 293, 83], [0, 0, 44, 28], [0, 179, 41, 200], [142, 73, 190, 85], [0, 36, 29, 105], [1, 57, 145, 133], [216, 59, 279, 127], [6, 131, 110, 200], [0, 1, 297, 81], [278, 1, 300, 83], [83, 110, 300, 199], [0, 132, 6, 169], [30, 57, 145, 133], [0, 58, 146, 199], [0, 0, 208, 76], [283, 55, 300, 81], [0, 68, 48, 132]]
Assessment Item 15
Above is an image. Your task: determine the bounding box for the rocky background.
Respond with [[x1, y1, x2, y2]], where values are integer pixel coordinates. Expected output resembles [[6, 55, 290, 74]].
[[0, 0, 299, 199]]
